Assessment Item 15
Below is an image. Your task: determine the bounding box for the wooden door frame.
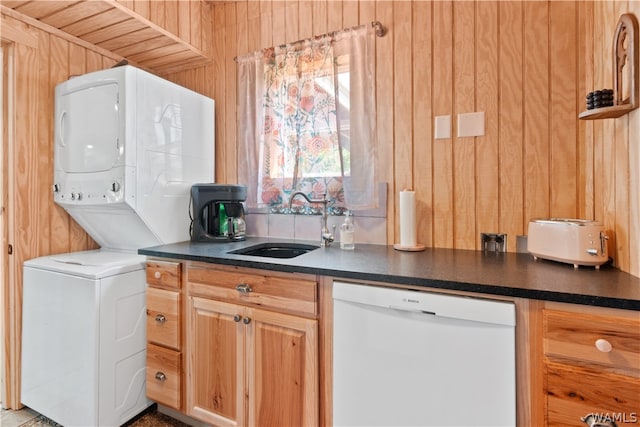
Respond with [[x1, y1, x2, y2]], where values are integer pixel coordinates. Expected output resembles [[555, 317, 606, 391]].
[[1, 40, 7, 409], [1, 38, 17, 409]]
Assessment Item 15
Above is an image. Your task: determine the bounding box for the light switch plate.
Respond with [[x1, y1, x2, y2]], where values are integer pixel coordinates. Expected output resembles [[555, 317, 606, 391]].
[[457, 112, 485, 137], [434, 115, 451, 139]]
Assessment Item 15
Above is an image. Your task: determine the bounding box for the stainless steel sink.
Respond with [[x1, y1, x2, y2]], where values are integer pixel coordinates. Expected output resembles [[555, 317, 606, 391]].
[[229, 242, 319, 259]]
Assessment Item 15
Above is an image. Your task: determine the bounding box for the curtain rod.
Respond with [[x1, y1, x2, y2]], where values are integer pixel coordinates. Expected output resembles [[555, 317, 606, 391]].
[[234, 21, 385, 63]]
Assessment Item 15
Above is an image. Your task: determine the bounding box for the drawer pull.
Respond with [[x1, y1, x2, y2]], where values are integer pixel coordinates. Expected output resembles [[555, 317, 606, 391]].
[[155, 314, 166, 324], [154, 271, 161, 279], [233, 314, 242, 322], [236, 283, 253, 294], [155, 372, 167, 382], [243, 317, 252, 325], [595, 338, 613, 353]]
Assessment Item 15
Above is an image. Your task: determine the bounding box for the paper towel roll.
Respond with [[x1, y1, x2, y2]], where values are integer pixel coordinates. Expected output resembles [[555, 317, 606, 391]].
[[399, 190, 417, 247]]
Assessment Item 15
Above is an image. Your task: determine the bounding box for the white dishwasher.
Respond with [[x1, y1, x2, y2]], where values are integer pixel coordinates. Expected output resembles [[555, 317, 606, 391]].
[[333, 281, 516, 427]]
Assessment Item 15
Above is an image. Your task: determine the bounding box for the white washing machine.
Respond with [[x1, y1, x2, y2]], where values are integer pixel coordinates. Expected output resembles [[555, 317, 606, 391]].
[[21, 250, 150, 427]]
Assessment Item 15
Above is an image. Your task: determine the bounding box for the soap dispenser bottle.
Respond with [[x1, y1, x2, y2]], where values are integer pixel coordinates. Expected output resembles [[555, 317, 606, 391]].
[[340, 211, 355, 250]]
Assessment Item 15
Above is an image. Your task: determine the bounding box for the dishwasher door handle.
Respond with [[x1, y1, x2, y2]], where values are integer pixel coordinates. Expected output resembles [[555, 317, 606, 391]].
[[389, 305, 436, 315]]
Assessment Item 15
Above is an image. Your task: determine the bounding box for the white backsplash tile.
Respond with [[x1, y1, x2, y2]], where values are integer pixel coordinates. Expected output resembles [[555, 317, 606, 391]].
[[353, 216, 387, 245], [294, 215, 321, 241], [268, 213, 295, 239], [327, 215, 343, 242], [246, 213, 387, 245], [245, 213, 268, 237], [244, 182, 388, 245]]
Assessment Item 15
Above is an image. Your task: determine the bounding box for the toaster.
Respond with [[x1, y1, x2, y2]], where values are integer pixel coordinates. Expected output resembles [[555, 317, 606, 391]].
[[527, 218, 609, 269]]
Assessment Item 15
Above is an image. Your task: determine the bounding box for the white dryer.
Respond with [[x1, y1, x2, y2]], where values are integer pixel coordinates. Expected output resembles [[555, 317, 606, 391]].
[[52, 65, 215, 251]]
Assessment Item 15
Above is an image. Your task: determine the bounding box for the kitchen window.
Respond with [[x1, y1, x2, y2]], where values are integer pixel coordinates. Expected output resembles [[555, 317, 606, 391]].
[[237, 24, 378, 212]]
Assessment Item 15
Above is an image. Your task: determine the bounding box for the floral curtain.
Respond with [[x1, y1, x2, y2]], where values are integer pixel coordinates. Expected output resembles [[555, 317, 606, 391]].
[[237, 24, 378, 211]]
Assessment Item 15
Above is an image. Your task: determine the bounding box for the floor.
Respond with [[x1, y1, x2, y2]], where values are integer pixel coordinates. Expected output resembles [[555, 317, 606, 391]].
[[0, 405, 190, 427], [1, 406, 40, 427]]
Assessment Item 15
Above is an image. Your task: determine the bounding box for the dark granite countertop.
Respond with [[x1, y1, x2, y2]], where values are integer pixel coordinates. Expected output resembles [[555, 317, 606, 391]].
[[139, 237, 640, 311]]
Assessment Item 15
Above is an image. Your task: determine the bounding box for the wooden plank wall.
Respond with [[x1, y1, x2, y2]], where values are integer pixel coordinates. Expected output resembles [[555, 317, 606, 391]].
[[1, 10, 116, 408], [585, 0, 640, 276], [199, 1, 580, 249], [181, 0, 639, 277]]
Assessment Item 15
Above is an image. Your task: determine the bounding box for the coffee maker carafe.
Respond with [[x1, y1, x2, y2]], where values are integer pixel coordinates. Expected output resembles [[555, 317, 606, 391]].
[[190, 184, 247, 242]]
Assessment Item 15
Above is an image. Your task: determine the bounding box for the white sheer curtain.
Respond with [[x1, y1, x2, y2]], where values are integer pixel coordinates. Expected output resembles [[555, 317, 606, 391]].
[[237, 24, 378, 211]]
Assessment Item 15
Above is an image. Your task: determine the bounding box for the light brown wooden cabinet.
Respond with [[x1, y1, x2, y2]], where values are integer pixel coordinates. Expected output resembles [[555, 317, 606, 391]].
[[140, 258, 640, 427], [186, 263, 319, 427], [145, 260, 184, 410], [542, 306, 640, 426]]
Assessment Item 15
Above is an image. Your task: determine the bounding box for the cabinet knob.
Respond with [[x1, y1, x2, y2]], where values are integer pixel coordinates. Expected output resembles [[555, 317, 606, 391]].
[[595, 338, 612, 353], [236, 283, 253, 294], [243, 317, 252, 325], [155, 314, 166, 324], [154, 271, 161, 279], [155, 372, 167, 382], [233, 314, 242, 322]]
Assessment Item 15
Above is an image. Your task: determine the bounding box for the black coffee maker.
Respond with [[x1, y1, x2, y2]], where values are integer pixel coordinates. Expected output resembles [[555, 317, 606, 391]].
[[190, 184, 247, 242]]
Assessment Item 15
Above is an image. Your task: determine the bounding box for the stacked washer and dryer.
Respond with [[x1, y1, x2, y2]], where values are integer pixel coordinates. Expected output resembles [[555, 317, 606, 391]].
[[21, 65, 214, 426]]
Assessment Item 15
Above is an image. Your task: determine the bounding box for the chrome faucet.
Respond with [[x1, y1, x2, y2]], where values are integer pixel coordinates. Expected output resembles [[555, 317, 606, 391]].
[[289, 191, 334, 247]]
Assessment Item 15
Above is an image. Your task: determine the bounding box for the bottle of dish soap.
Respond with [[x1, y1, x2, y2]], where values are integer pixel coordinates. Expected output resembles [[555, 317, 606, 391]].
[[340, 211, 355, 250]]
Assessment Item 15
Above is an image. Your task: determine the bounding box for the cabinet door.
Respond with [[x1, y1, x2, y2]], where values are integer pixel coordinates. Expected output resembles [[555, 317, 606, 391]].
[[187, 296, 245, 427], [247, 308, 318, 427]]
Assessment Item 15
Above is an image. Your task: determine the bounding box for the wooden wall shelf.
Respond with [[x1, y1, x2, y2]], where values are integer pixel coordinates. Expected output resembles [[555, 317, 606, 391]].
[[579, 104, 635, 120], [1, 0, 210, 73], [580, 13, 638, 120]]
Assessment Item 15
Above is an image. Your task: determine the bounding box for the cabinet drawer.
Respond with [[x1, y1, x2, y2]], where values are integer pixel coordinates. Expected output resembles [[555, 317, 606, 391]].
[[544, 309, 640, 373], [147, 287, 181, 350], [146, 260, 181, 289], [147, 344, 182, 410], [187, 265, 317, 316], [546, 362, 640, 426]]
